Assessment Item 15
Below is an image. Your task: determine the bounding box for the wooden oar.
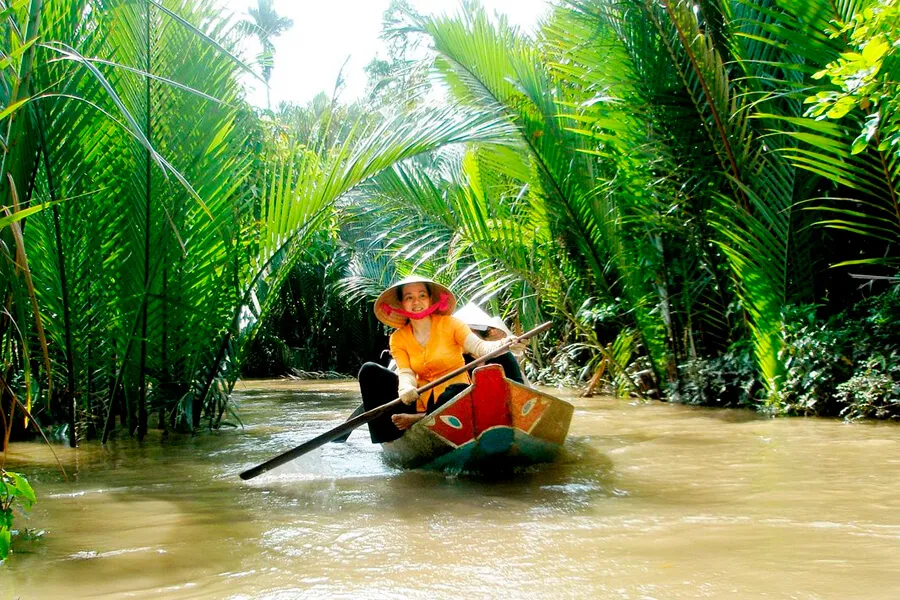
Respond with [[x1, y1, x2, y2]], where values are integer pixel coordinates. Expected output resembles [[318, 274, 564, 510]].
[[239, 321, 552, 480], [329, 403, 365, 443]]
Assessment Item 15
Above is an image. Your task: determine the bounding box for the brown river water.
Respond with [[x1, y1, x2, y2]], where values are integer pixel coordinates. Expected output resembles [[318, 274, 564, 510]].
[[1, 378, 899, 599]]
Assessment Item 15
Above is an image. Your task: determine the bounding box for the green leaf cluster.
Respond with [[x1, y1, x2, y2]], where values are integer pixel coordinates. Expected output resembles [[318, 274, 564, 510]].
[[0, 469, 36, 561], [805, 0, 900, 155], [776, 285, 900, 418]]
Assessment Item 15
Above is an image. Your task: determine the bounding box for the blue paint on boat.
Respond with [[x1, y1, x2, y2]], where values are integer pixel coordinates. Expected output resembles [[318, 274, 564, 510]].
[[476, 426, 514, 455], [381, 365, 574, 472], [440, 415, 463, 429], [421, 426, 561, 472]]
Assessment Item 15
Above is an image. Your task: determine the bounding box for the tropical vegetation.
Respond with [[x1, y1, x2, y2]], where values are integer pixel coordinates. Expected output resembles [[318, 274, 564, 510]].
[[332, 0, 900, 417], [0, 468, 35, 561], [2, 0, 899, 469]]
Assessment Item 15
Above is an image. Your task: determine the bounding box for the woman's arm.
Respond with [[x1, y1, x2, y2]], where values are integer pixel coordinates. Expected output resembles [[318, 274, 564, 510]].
[[462, 332, 524, 358], [448, 315, 524, 358], [389, 334, 419, 405]]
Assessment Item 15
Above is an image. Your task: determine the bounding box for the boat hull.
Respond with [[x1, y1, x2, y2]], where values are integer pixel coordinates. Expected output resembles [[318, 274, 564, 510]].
[[382, 364, 574, 471]]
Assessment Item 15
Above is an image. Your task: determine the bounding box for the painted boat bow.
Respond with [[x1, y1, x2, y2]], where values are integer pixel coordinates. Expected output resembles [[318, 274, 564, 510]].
[[382, 364, 574, 471]]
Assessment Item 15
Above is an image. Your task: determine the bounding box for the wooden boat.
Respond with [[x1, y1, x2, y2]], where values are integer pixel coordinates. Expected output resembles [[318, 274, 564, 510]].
[[382, 364, 574, 471]]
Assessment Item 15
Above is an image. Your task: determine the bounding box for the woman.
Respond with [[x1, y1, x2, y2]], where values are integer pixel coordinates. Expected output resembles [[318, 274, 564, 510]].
[[454, 302, 527, 385], [358, 276, 522, 444]]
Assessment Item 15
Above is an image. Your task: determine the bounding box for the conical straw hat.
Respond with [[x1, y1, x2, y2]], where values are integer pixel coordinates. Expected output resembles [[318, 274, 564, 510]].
[[374, 275, 457, 329], [454, 302, 513, 336]]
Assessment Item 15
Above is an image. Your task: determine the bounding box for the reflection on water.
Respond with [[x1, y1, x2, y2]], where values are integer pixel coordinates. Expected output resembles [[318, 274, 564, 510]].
[[2, 379, 900, 599]]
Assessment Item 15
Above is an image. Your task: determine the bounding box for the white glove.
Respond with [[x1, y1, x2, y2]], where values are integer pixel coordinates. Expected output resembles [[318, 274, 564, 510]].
[[507, 338, 527, 355], [463, 333, 526, 358], [398, 387, 419, 405]]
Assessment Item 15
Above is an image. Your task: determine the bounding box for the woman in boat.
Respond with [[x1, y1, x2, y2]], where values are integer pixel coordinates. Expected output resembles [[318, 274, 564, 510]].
[[454, 302, 528, 385], [358, 276, 523, 444]]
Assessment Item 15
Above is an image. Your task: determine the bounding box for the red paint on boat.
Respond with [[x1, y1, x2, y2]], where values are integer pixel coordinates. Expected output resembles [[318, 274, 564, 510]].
[[470, 365, 512, 436], [509, 385, 547, 434], [427, 392, 475, 447]]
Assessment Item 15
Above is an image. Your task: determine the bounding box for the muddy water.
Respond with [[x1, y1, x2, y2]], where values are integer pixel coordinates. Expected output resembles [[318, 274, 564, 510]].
[[2, 379, 899, 599]]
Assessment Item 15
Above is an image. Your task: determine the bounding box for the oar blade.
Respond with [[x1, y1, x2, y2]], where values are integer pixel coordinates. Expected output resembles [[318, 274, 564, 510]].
[[239, 399, 401, 480]]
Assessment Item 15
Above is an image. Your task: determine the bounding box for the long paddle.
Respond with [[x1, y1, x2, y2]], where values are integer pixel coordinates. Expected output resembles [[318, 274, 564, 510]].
[[329, 403, 365, 443], [239, 321, 552, 480]]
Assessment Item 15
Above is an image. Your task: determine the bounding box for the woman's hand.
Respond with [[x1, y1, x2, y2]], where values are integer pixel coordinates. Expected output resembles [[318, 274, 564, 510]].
[[464, 332, 524, 358], [398, 387, 419, 405], [507, 337, 527, 355]]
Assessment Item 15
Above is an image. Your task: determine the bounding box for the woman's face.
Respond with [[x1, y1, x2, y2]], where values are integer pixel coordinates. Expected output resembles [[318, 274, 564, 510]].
[[482, 327, 506, 341], [473, 327, 506, 341], [401, 283, 431, 313]]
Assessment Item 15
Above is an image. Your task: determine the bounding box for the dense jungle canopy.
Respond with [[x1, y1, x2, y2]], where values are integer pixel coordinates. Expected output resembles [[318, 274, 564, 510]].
[[1, 0, 899, 449]]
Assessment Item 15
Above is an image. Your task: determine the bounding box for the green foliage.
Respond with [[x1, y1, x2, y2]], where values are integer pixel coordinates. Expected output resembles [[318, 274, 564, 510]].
[[363, 0, 429, 109], [776, 285, 900, 417], [778, 305, 853, 416], [756, 0, 900, 267], [805, 0, 900, 156], [673, 284, 900, 417], [674, 340, 762, 408], [4, 0, 900, 438], [834, 282, 900, 418], [0, 470, 36, 561], [837, 353, 900, 419], [2, 0, 517, 443], [326, 0, 899, 411], [242, 235, 382, 376]]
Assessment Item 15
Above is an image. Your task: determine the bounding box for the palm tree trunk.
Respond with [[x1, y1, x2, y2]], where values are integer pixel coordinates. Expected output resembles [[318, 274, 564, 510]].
[[36, 108, 78, 447], [137, 0, 153, 441], [159, 267, 167, 430], [194, 329, 232, 429], [652, 233, 678, 384], [86, 312, 95, 439], [101, 305, 146, 442]]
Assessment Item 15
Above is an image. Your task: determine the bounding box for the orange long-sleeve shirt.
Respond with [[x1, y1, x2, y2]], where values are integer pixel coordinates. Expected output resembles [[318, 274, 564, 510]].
[[389, 314, 472, 412]]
